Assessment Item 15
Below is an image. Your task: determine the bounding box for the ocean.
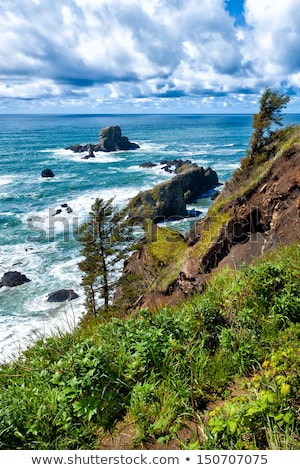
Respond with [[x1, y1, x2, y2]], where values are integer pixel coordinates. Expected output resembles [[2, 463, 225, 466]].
[[1, 113, 299, 361]]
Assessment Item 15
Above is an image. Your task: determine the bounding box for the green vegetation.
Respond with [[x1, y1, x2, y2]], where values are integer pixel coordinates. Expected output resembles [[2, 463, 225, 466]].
[[78, 198, 133, 315], [250, 86, 290, 155], [1, 244, 299, 449], [188, 211, 231, 259], [147, 225, 188, 291]]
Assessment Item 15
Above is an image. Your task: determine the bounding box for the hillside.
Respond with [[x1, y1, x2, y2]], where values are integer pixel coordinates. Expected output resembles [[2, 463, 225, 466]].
[[116, 125, 300, 310], [0, 121, 299, 450]]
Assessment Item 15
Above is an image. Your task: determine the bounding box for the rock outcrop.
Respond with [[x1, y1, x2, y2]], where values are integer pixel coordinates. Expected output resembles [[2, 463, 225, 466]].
[[0, 271, 31, 288], [67, 126, 139, 154], [47, 289, 79, 302], [41, 169, 55, 177], [128, 164, 218, 222], [98, 126, 139, 152]]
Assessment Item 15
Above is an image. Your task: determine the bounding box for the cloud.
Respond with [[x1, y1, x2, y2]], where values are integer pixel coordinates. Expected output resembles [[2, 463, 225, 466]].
[[0, 0, 300, 112], [244, 0, 300, 85]]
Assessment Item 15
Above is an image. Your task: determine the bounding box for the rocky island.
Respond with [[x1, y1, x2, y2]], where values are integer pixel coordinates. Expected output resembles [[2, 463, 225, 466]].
[[67, 125, 140, 156]]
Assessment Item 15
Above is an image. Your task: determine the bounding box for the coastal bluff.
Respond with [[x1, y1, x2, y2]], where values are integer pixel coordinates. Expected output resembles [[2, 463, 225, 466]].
[[67, 125, 140, 154], [117, 127, 300, 311]]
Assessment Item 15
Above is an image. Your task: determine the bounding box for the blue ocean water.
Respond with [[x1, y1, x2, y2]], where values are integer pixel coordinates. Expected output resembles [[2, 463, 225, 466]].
[[1, 113, 299, 360]]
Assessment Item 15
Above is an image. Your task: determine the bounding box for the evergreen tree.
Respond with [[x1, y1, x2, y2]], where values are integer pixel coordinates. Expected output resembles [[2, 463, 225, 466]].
[[78, 198, 132, 316], [250, 87, 290, 154]]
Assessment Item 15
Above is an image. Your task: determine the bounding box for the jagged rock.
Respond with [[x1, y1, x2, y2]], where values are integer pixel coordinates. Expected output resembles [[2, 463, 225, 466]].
[[0, 271, 31, 288], [128, 165, 218, 222], [81, 143, 96, 159], [175, 161, 198, 174], [47, 289, 79, 302], [99, 126, 140, 152], [41, 169, 55, 178], [161, 165, 173, 173], [158, 159, 194, 174]]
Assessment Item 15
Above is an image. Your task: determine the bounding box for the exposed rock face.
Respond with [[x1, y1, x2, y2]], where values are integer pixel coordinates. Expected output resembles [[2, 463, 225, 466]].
[[67, 126, 139, 154], [0, 271, 31, 288], [47, 289, 79, 302], [41, 169, 55, 177], [129, 165, 219, 222]]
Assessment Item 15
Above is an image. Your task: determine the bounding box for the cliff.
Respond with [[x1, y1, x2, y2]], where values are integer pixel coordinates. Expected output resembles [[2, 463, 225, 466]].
[[117, 125, 300, 310]]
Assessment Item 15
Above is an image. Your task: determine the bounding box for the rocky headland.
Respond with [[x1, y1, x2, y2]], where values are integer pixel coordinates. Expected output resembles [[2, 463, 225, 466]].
[[67, 125, 140, 156], [116, 126, 300, 310], [128, 162, 219, 222]]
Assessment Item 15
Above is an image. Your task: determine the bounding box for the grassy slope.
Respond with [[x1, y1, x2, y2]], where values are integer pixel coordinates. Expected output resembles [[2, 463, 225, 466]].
[[0, 244, 299, 450]]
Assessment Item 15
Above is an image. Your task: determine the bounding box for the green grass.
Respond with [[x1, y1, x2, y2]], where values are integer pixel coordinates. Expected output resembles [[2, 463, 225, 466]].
[[147, 225, 188, 291], [188, 211, 231, 259], [0, 244, 299, 450]]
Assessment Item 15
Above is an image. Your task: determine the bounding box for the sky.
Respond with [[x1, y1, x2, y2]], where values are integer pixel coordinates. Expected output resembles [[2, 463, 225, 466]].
[[0, 0, 300, 114]]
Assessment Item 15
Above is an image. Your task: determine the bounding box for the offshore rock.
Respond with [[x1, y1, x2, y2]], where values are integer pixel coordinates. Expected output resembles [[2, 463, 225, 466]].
[[67, 126, 139, 154], [47, 289, 79, 302], [0, 271, 31, 288], [41, 169, 55, 177], [98, 126, 140, 152]]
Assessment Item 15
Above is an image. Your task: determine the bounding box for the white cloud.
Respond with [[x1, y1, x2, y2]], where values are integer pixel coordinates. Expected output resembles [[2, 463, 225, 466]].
[[244, 0, 300, 82], [0, 79, 62, 99], [0, 0, 300, 112]]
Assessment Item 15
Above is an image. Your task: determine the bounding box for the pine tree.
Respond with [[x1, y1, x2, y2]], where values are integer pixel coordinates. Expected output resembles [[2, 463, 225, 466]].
[[250, 87, 290, 155], [78, 198, 132, 316]]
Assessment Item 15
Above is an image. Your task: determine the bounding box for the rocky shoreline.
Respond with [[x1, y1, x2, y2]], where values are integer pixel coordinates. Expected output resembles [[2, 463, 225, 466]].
[[1, 131, 219, 299]]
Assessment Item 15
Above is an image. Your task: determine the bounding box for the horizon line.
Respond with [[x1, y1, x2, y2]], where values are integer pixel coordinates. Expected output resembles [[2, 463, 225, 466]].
[[0, 112, 299, 116]]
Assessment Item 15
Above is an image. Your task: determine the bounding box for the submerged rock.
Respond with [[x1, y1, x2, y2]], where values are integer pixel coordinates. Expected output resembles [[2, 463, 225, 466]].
[[0, 271, 31, 288], [47, 289, 79, 302], [140, 162, 157, 168]]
